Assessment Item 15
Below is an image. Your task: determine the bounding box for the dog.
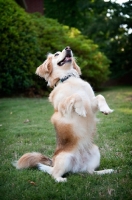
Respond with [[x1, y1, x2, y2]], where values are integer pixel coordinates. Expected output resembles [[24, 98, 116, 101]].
[[13, 46, 114, 182]]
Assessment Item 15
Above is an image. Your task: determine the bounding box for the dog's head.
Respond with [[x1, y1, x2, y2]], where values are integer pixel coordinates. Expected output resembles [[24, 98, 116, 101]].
[[36, 47, 81, 87]]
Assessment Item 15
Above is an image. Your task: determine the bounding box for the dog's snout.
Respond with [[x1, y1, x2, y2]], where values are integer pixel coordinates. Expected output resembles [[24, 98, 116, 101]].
[[65, 46, 71, 50]]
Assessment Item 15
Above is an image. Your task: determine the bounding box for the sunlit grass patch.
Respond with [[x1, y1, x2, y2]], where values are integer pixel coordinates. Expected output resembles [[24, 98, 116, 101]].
[[0, 86, 132, 200]]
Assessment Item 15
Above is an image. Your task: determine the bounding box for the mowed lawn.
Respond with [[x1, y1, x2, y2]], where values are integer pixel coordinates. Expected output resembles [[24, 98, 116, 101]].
[[0, 86, 132, 200]]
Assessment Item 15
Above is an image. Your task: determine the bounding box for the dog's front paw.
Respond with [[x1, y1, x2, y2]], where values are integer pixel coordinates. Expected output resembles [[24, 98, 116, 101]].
[[58, 95, 87, 117], [58, 102, 67, 116], [75, 107, 87, 117], [100, 105, 113, 115], [58, 97, 75, 116]]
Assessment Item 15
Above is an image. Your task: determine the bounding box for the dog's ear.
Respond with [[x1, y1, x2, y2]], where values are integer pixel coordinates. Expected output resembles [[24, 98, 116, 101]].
[[36, 57, 53, 80], [72, 59, 82, 75]]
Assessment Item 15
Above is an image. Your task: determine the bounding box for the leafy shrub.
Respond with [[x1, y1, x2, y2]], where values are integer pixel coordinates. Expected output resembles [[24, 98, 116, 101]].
[[0, 0, 110, 95], [0, 0, 41, 95], [66, 28, 110, 87]]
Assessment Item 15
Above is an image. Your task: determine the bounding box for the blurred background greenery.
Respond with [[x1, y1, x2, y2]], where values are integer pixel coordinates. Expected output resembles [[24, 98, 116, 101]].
[[0, 0, 131, 96]]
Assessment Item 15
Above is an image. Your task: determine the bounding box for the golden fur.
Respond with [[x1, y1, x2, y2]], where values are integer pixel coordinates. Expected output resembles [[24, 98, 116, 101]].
[[14, 47, 114, 182]]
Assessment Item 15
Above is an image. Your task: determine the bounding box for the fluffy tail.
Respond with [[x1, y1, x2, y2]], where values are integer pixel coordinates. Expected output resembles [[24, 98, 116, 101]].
[[12, 152, 52, 169]]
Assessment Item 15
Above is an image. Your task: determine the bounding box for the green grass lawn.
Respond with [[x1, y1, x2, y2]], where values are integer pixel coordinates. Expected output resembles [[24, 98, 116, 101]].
[[0, 86, 132, 200]]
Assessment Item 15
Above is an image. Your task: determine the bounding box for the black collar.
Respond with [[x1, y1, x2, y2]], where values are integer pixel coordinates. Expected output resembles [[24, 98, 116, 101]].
[[54, 73, 79, 87], [60, 74, 75, 83]]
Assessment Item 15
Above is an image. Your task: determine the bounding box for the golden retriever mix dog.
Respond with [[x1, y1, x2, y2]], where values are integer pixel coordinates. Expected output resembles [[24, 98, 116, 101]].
[[14, 46, 114, 182]]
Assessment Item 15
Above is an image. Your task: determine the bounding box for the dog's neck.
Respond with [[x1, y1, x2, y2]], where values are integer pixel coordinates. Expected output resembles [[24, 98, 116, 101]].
[[55, 72, 79, 87], [60, 73, 76, 82]]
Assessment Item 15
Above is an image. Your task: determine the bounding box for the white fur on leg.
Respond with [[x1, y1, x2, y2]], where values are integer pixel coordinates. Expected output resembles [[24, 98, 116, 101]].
[[94, 169, 114, 175], [99, 104, 113, 115], [38, 163, 52, 175], [38, 163, 67, 182], [96, 95, 113, 114], [58, 94, 87, 117], [55, 177, 67, 182], [74, 101, 87, 117]]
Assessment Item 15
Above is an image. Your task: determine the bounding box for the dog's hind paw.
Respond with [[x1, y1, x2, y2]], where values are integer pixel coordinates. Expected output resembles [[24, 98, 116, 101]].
[[94, 169, 114, 175], [104, 169, 114, 174], [55, 177, 67, 182]]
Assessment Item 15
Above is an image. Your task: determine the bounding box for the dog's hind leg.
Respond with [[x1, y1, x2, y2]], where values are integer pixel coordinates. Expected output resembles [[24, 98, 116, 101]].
[[93, 94, 113, 114], [38, 163, 53, 175], [51, 153, 73, 182], [94, 169, 114, 175], [38, 153, 72, 182], [38, 163, 67, 182]]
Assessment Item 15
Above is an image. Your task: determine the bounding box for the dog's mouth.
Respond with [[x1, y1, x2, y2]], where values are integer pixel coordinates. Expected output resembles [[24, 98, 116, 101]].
[[57, 50, 72, 66]]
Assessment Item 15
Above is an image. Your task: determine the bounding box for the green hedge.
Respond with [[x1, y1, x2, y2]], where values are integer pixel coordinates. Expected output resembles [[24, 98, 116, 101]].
[[0, 0, 40, 95], [0, 0, 110, 95]]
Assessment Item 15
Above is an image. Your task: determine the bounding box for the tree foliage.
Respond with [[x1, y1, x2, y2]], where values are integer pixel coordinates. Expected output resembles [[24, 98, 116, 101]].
[[0, 0, 39, 94], [0, 0, 110, 95], [44, 0, 132, 79]]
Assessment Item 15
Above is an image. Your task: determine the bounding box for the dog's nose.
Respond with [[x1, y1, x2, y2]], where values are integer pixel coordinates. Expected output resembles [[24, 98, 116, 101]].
[[65, 46, 71, 50]]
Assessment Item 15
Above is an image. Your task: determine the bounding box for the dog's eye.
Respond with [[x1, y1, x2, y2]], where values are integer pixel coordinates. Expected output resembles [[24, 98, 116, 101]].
[[54, 53, 59, 57]]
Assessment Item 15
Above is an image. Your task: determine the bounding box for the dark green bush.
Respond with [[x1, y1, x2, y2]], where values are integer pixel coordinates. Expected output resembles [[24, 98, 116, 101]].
[[0, 0, 110, 95], [0, 0, 41, 95]]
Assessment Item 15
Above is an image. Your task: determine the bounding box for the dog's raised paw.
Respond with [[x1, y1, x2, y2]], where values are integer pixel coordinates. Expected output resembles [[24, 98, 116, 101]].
[[100, 106, 114, 115], [75, 107, 87, 117]]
